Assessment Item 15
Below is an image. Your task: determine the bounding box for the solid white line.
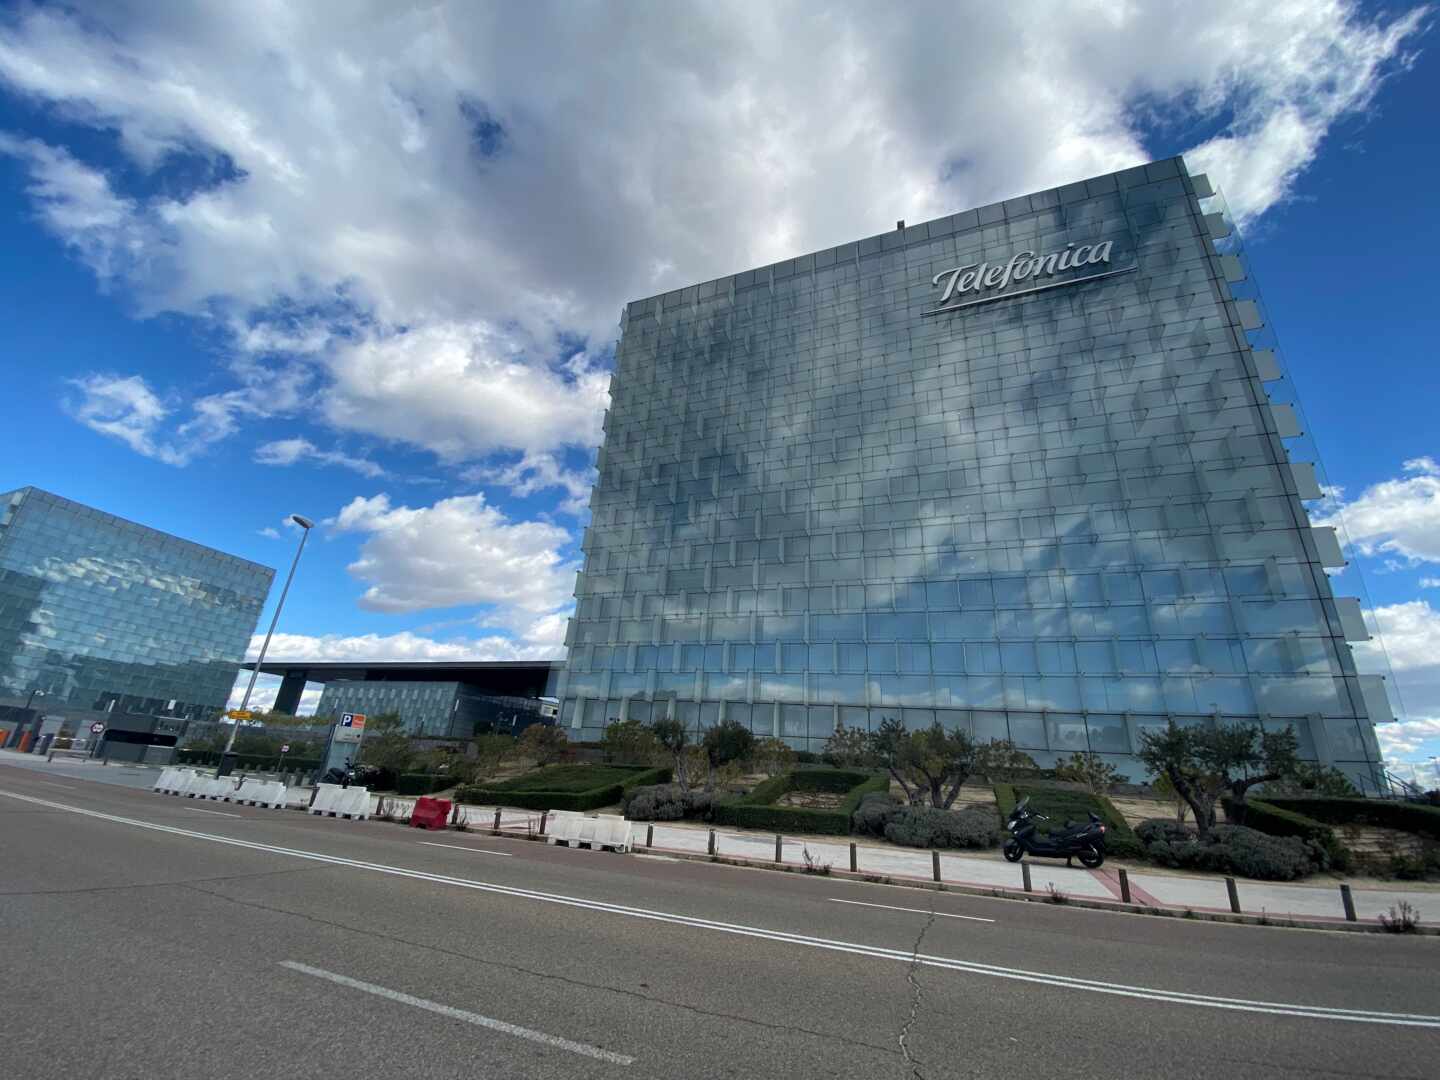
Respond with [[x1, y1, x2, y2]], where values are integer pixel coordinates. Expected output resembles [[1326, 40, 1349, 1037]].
[[5, 789, 1436, 1028], [829, 898, 995, 923], [278, 961, 633, 1065], [183, 807, 242, 818], [418, 842, 512, 857]]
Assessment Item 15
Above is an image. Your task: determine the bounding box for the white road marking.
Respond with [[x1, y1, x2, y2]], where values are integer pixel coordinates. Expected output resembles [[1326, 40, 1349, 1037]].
[[418, 842, 512, 857], [4, 789, 1437, 1029], [183, 807, 241, 818], [829, 898, 994, 923], [279, 961, 633, 1065]]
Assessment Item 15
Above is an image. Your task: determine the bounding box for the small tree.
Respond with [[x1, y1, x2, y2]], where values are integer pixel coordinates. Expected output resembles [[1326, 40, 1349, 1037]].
[[358, 712, 413, 774], [1137, 720, 1299, 837], [1054, 751, 1122, 795], [822, 724, 874, 769], [1151, 772, 1190, 824], [1264, 762, 1359, 798], [749, 736, 796, 776], [868, 718, 977, 810], [600, 719, 662, 765], [702, 719, 756, 792], [973, 739, 1040, 782], [651, 717, 699, 793], [518, 723, 568, 765]]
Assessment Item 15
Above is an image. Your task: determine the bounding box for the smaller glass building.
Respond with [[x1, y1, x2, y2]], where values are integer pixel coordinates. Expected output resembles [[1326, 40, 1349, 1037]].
[[314, 679, 554, 738], [0, 487, 274, 726]]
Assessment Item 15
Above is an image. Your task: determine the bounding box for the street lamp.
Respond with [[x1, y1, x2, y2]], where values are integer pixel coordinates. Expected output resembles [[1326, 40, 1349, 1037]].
[[9, 688, 43, 749], [221, 514, 313, 772]]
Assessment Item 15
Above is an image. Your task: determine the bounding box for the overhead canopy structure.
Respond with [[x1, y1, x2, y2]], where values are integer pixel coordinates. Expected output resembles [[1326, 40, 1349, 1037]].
[[241, 660, 563, 715]]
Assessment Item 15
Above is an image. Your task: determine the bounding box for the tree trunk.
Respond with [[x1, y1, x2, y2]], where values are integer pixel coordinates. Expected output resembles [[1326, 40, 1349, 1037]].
[[939, 773, 968, 810]]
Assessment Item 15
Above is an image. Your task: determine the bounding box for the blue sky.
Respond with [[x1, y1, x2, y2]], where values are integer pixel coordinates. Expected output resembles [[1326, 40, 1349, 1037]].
[[1, 2, 1438, 782]]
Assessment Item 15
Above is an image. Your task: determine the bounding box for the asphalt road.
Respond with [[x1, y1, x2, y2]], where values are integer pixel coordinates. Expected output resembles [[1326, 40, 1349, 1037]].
[[2, 763, 1437, 1079]]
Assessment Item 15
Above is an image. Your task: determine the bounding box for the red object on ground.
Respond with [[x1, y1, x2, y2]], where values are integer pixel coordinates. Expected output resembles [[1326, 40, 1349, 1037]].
[[410, 796, 452, 831]]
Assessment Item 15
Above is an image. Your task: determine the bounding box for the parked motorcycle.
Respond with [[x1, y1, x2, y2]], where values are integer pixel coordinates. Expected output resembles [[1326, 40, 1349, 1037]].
[[1003, 796, 1107, 868]]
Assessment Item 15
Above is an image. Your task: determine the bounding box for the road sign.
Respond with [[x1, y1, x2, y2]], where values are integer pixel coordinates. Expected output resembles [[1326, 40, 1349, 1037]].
[[227, 709, 252, 720], [280, 744, 290, 754], [334, 712, 367, 744], [340, 713, 366, 729], [89, 722, 106, 735]]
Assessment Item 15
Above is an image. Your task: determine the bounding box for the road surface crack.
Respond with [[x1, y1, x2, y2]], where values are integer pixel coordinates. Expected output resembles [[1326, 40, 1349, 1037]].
[[899, 906, 937, 1079], [180, 880, 899, 1061]]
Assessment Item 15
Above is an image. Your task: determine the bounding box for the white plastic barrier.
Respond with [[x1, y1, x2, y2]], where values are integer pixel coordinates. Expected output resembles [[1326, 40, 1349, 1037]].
[[310, 784, 370, 819], [154, 767, 196, 794], [231, 778, 287, 809], [546, 810, 631, 852]]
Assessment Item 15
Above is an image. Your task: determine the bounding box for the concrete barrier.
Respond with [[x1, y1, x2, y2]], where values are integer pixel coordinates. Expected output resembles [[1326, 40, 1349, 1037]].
[[310, 784, 370, 819], [546, 810, 632, 852], [154, 767, 196, 795], [231, 778, 287, 809]]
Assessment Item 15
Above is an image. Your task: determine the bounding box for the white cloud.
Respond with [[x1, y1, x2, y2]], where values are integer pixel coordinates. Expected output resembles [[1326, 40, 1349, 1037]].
[[467, 450, 597, 516], [1353, 600, 1440, 767], [1422, 578, 1440, 589], [258, 526, 281, 539], [0, 1, 1424, 476], [329, 492, 578, 621], [63, 373, 186, 464], [255, 436, 385, 478], [1314, 457, 1440, 566]]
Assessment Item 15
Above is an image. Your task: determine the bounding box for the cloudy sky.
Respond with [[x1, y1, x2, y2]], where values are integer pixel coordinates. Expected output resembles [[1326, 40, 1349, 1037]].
[[1, 1, 1437, 780]]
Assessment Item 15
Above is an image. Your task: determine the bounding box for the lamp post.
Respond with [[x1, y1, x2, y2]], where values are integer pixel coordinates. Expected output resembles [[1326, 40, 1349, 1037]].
[[221, 514, 313, 774], [10, 688, 44, 749]]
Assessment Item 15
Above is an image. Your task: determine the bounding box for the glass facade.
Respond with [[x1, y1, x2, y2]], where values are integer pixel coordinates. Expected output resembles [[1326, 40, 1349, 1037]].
[[315, 679, 554, 738], [0, 487, 274, 723], [556, 156, 1387, 786]]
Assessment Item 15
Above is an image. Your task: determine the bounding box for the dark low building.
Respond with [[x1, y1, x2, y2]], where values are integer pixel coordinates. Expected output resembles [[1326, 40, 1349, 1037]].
[[244, 659, 562, 738]]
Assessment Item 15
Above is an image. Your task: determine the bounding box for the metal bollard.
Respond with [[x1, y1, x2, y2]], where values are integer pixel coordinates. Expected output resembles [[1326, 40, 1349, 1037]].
[[775, 835, 782, 863], [708, 829, 716, 856], [538, 811, 547, 837], [492, 808, 502, 835], [849, 842, 858, 873], [932, 850, 941, 882], [1118, 867, 1132, 904], [1340, 883, 1357, 922], [646, 823, 654, 848], [1022, 862, 1033, 893], [1226, 876, 1241, 914]]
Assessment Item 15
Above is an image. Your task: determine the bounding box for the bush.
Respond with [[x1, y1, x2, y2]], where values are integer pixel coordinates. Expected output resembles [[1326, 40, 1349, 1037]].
[[712, 769, 889, 835], [1223, 796, 1349, 871], [994, 782, 1144, 859], [1136, 819, 1327, 880], [518, 724, 569, 764], [622, 783, 720, 822], [884, 805, 1002, 849], [456, 764, 669, 812], [852, 794, 904, 838], [1256, 796, 1440, 843], [396, 773, 452, 796]]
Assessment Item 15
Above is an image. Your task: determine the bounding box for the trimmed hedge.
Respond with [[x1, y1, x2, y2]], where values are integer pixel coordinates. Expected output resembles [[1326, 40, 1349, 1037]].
[[994, 782, 1144, 859], [1256, 796, 1440, 843], [712, 768, 889, 835], [455, 764, 669, 812], [396, 773, 452, 796], [177, 749, 321, 772], [1222, 796, 1349, 870]]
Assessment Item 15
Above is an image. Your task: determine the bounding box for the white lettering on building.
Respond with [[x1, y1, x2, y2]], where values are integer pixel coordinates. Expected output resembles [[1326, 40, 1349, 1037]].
[[931, 240, 1115, 307]]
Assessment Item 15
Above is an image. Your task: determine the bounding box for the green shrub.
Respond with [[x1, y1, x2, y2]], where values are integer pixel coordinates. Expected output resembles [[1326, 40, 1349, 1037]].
[[1257, 797, 1440, 842], [396, 773, 451, 796], [622, 783, 720, 822], [852, 794, 904, 838], [995, 782, 1144, 859], [1223, 796, 1349, 870], [884, 805, 1001, 849], [1136, 819, 1327, 880], [176, 748, 322, 773], [711, 769, 889, 834], [456, 764, 669, 812]]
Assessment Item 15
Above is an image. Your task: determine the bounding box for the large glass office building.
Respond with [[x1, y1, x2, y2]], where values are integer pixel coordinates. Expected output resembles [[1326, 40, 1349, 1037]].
[[556, 157, 1390, 787], [0, 487, 274, 726]]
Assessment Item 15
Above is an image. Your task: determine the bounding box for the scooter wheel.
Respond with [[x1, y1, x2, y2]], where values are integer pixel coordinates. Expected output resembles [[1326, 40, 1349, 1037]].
[[1077, 845, 1104, 869], [1002, 840, 1023, 863]]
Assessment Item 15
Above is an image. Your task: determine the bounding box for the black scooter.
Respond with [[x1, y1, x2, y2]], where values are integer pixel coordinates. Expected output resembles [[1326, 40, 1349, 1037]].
[[1003, 796, 1107, 869]]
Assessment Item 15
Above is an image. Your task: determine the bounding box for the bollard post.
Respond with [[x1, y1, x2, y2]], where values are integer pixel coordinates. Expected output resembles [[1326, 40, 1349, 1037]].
[[451, 801, 460, 826], [775, 835, 782, 863], [708, 829, 716, 856], [932, 850, 941, 883], [1118, 867, 1132, 904], [493, 808, 502, 835], [1225, 877, 1241, 914], [1340, 883, 1357, 922], [538, 811, 547, 837], [1022, 862, 1033, 893], [646, 823, 654, 848], [849, 842, 858, 873]]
